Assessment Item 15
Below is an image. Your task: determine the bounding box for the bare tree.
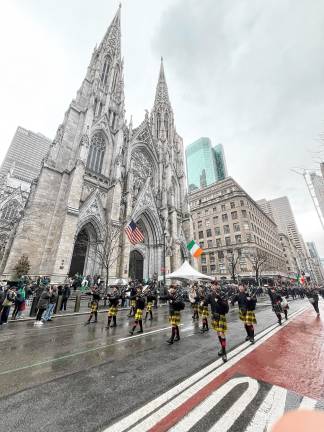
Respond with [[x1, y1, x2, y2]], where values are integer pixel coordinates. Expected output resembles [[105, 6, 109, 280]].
[[245, 248, 269, 286], [226, 247, 241, 283]]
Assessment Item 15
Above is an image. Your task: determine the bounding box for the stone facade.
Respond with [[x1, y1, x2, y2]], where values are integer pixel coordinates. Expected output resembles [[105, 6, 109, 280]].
[[1, 6, 191, 282], [189, 177, 287, 282]]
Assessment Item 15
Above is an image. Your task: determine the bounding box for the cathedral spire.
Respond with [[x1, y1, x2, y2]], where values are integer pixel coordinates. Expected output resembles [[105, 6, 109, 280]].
[[153, 57, 172, 111], [98, 4, 121, 61]]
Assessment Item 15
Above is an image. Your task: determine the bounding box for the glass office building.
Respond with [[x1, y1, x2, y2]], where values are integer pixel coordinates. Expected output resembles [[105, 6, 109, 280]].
[[185, 138, 227, 191]]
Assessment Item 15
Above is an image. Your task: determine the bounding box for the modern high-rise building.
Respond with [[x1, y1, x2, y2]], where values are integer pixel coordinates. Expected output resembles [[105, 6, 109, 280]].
[[309, 165, 324, 221], [0, 126, 51, 184], [185, 138, 227, 191], [306, 241, 324, 285]]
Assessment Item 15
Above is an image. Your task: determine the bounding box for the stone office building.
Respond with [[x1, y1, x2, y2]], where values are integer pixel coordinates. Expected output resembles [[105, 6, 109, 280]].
[[188, 177, 287, 282]]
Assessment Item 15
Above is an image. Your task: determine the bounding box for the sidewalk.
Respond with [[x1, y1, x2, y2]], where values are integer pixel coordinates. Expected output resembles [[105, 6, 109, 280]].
[[105, 303, 324, 432]]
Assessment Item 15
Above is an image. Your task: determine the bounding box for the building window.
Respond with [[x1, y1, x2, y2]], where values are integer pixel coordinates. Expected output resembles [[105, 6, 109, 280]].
[[216, 238, 222, 247], [225, 236, 231, 246], [213, 206, 217, 212], [215, 226, 221, 236], [233, 223, 240, 232], [242, 210, 247, 218], [86, 133, 105, 173], [223, 225, 230, 234], [205, 209, 209, 214], [199, 231, 204, 239], [243, 222, 249, 230], [221, 204, 226, 211], [230, 202, 235, 209], [235, 234, 242, 243], [222, 214, 228, 222], [198, 221, 203, 228], [201, 254, 207, 264], [205, 219, 210, 227], [218, 251, 224, 259], [206, 229, 212, 237], [209, 253, 215, 262], [231, 211, 238, 219], [200, 241, 204, 248], [210, 264, 216, 273], [201, 266, 208, 274], [240, 200, 245, 206], [101, 55, 111, 85], [207, 239, 213, 248], [213, 216, 218, 224]]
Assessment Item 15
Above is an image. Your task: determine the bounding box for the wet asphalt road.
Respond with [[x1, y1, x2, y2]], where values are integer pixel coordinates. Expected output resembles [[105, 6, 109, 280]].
[[0, 298, 307, 432]]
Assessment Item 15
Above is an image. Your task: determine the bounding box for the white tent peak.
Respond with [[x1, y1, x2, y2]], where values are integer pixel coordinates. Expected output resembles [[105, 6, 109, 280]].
[[165, 260, 214, 281]]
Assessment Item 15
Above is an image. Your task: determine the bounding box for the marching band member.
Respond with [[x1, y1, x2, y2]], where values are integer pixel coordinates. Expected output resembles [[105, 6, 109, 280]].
[[189, 284, 199, 320], [129, 285, 146, 335], [231, 284, 257, 344], [85, 285, 101, 325], [160, 285, 185, 345], [198, 287, 210, 332], [106, 286, 120, 328], [144, 286, 155, 321]]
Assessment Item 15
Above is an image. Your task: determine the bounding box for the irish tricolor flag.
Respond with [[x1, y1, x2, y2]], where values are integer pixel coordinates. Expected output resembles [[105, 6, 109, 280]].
[[187, 240, 203, 258]]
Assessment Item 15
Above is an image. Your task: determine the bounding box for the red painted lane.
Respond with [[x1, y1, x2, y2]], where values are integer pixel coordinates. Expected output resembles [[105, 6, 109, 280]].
[[149, 305, 324, 432]]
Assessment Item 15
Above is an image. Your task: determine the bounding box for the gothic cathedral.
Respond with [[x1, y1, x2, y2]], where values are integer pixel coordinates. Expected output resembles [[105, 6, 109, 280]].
[[1, 6, 191, 283]]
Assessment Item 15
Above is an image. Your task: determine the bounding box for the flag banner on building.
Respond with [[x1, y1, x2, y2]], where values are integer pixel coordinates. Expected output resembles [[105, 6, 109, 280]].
[[187, 240, 203, 258], [125, 220, 144, 245]]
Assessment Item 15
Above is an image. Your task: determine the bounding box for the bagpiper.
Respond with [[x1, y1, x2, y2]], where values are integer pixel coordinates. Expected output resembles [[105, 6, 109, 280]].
[[232, 284, 257, 343], [106, 286, 120, 328], [129, 285, 146, 335], [198, 287, 210, 332], [85, 285, 101, 325], [160, 285, 185, 345], [144, 286, 155, 321], [205, 282, 229, 362]]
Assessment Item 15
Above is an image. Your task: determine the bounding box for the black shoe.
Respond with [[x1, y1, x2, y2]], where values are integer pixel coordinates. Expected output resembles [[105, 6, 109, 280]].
[[250, 337, 255, 344], [93, 320, 98, 323], [218, 348, 223, 356], [200, 327, 206, 333], [174, 336, 180, 342], [137, 330, 143, 333], [129, 331, 134, 336], [166, 339, 174, 344], [110, 324, 117, 328], [148, 318, 152, 321], [278, 320, 282, 325], [84, 321, 90, 325], [106, 326, 110, 329], [222, 353, 228, 363], [245, 336, 250, 341]]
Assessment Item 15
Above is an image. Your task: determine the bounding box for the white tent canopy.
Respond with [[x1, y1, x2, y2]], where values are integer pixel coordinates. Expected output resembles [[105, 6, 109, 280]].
[[165, 261, 214, 281]]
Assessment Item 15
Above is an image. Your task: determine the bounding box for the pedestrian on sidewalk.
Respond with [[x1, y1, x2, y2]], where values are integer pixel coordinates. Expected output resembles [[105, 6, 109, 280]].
[[60, 284, 71, 311], [34, 286, 51, 326], [42, 286, 58, 321], [12, 287, 25, 320], [231, 284, 257, 344], [85, 285, 101, 325], [160, 285, 185, 345], [306, 287, 320, 317], [205, 282, 229, 362], [129, 285, 146, 335], [268, 287, 284, 325], [106, 287, 120, 328], [0, 286, 16, 326]]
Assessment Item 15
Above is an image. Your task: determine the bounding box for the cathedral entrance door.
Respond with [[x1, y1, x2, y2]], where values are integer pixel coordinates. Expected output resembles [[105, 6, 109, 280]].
[[129, 250, 144, 281], [69, 228, 89, 277]]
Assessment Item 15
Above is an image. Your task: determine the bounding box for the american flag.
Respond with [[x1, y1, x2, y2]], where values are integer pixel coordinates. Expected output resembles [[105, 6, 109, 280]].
[[125, 219, 144, 245]]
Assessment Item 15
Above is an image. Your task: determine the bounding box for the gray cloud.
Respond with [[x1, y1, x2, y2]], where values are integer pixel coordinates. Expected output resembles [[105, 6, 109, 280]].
[[152, 0, 324, 253]]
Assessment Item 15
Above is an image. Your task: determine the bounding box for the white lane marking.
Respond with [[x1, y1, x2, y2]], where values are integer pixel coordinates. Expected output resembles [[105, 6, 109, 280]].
[[116, 325, 184, 342], [245, 385, 287, 432], [103, 307, 307, 432], [170, 377, 259, 432], [299, 396, 317, 410]]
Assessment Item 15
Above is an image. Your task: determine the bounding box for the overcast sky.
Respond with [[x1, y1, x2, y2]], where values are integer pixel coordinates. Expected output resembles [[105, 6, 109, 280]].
[[1, 0, 324, 255]]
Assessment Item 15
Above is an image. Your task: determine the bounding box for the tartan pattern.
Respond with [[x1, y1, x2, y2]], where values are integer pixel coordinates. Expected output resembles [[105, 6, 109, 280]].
[[239, 309, 257, 325], [169, 311, 181, 326], [130, 300, 136, 307], [90, 302, 98, 313], [134, 309, 143, 321], [108, 306, 118, 317], [211, 314, 227, 333], [199, 305, 209, 318], [146, 302, 153, 312], [191, 304, 199, 312]]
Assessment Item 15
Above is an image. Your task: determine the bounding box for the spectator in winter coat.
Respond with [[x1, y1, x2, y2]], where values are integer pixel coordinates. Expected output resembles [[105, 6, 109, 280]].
[[34, 287, 51, 326]]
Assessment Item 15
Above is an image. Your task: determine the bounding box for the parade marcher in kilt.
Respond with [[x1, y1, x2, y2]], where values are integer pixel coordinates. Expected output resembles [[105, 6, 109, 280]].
[[106, 287, 120, 328], [198, 287, 210, 332], [205, 282, 229, 362], [268, 287, 284, 325], [232, 284, 257, 344], [85, 285, 101, 325], [160, 285, 185, 345], [306, 286, 320, 317], [144, 287, 155, 321], [128, 283, 137, 318], [189, 284, 199, 320], [129, 286, 146, 335]]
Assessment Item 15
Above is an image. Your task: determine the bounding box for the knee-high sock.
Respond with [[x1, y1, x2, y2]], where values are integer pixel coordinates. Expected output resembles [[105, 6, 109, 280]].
[[175, 325, 180, 338], [139, 319, 143, 332], [113, 315, 117, 325], [170, 326, 176, 341], [249, 325, 254, 338], [107, 316, 112, 326], [150, 310, 153, 319], [145, 312, 148, 320], [220, 337, 226, 353], [244, 324, 250, 335], [132, 321, 138, 332], [284, 309, 288, 319]]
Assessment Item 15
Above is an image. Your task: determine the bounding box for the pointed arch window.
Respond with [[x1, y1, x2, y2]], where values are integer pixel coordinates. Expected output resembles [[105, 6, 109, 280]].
[[164, 111, 169, 139], [101, 55, 111, 86], [112, 67, 119, 92], [156, 112, 161, 137], [86, 133, 105, 174], [1, 201, 18, 221]]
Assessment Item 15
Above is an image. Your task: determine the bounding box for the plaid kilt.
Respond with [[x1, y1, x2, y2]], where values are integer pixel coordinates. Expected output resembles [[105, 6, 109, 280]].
[[146, 302, 153, 312], [211, 314, 227, 333], [130, 300, 136, 307], [169, 311, 181, 326], [199, 306, 209, 318], [134, 309, 143, 321], [90, 301, 98, 313], [191, 303, 199, 313], [239, 309, 257, 325], [108, 306, 118, 317], [273, 303, 282, 314]]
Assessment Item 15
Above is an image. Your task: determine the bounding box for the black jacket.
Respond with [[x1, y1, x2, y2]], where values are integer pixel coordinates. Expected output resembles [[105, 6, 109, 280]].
[[130, 294, 146, 310], [205, 293, 229, 316], [232, 292, 256, 311]]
